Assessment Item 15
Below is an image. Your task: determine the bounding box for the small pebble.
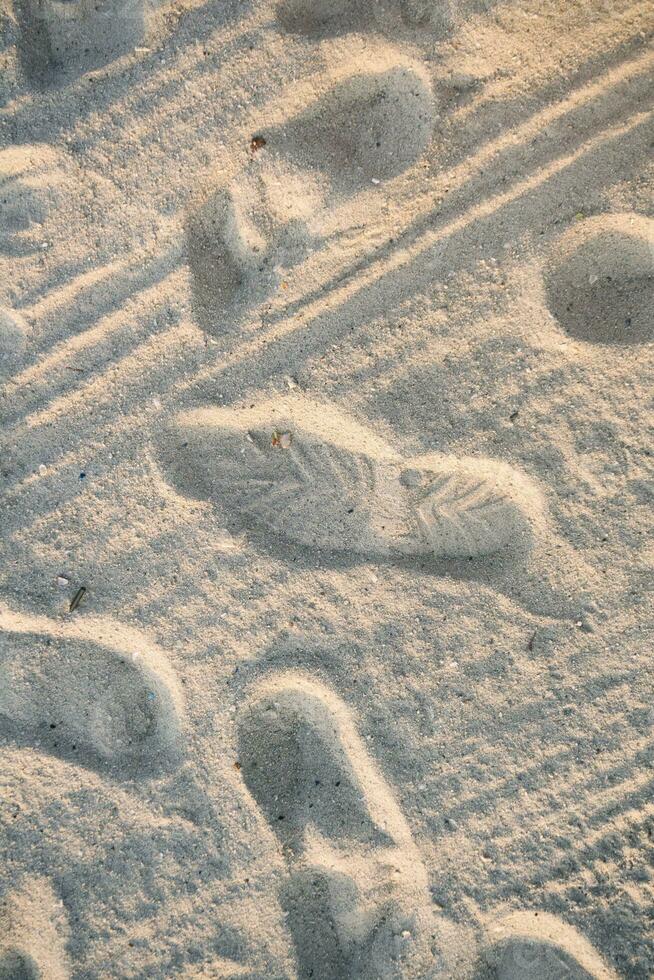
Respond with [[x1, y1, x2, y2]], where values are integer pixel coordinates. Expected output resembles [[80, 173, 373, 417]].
[[38, 464, 47, 476], [56, 575, 69, 587]]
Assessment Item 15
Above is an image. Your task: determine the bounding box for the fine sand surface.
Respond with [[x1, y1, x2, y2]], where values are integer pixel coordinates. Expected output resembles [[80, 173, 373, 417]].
[[0, 0, 653, 976]]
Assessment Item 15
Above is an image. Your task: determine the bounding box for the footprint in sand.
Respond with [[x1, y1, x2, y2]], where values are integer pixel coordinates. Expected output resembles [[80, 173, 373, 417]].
[[186, 156, 327, 331], [275, 0, 452, 38], [237, 672, 463, 979], [158, 394, 595, 616], [161, 394, 542, 562], [15, 0, 145, 86], [0, 876, 70, 979], [186, 48, 434, 332], [544, 212, 654, 345], [260, 63, 433, 196], [477, 910, 617, 979], [0, 606, 184, 777]]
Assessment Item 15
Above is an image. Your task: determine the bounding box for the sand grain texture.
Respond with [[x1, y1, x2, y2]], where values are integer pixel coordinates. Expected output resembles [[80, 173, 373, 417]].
[[0, 0, 653, 976]]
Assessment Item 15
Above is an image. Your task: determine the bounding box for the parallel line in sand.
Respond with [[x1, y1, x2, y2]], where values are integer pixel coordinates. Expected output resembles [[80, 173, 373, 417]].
[[538, 795, 654, 892], [92, 37, 654, 324], [7, 38, 650, 408], [450, 720, 650, 814], [7, 102, 651, 460], [11, 38, 652, 354], [417, 673, 650, 810], [145, 38, 654, 306], [6, 268, 186, 402], [489, 750, 654, 850], [17, 258, 128, 319], [16, 234, 182, 330], [439, 730, 652, 840], [446, 766, 654, 871], [453, 0, 654, 123], [99, 7, 654, 177], [261, 51, 654, 326], [2, 321, 202, 509], [0, 4, 265, 125], [158, 107, 654, 399], [481, 795, 654, 908]]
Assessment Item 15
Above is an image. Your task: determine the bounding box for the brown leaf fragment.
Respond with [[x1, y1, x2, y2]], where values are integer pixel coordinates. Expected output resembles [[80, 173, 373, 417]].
[[271, 430, 292, 449]]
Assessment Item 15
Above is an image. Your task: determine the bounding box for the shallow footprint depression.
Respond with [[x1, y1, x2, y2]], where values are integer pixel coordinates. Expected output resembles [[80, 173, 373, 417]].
[[236, 672, 449, 979], [0, 607, 184, 777], [544, 212, 654, 345], [477, 911, 618, 980], [263, 62, 435, 196]]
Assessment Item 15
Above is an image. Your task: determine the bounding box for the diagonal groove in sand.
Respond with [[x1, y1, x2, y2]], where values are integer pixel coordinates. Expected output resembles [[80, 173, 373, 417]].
[[490, 788, 654, 905], [3, 319, 200, 449], [3, 268, 186, 422], [19, 236, 182, 325], [539, 797, 654, 895], [0, 3, 269, 137], [454, 733, 654, 849], [3, 98, 650, 481], [425, 690, 652, 838], [3, 41, 650, 444], [6, 33, 650, 344], [263, 45, 654, 324]]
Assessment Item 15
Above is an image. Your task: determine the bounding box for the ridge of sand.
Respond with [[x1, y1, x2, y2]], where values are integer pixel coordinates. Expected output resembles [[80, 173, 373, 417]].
[[1, 0, 653, 975], [0, 876, 70, 979]]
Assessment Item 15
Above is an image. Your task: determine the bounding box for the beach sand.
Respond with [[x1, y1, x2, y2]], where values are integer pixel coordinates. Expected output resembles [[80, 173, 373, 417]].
[[0, 0, 653, 975]]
